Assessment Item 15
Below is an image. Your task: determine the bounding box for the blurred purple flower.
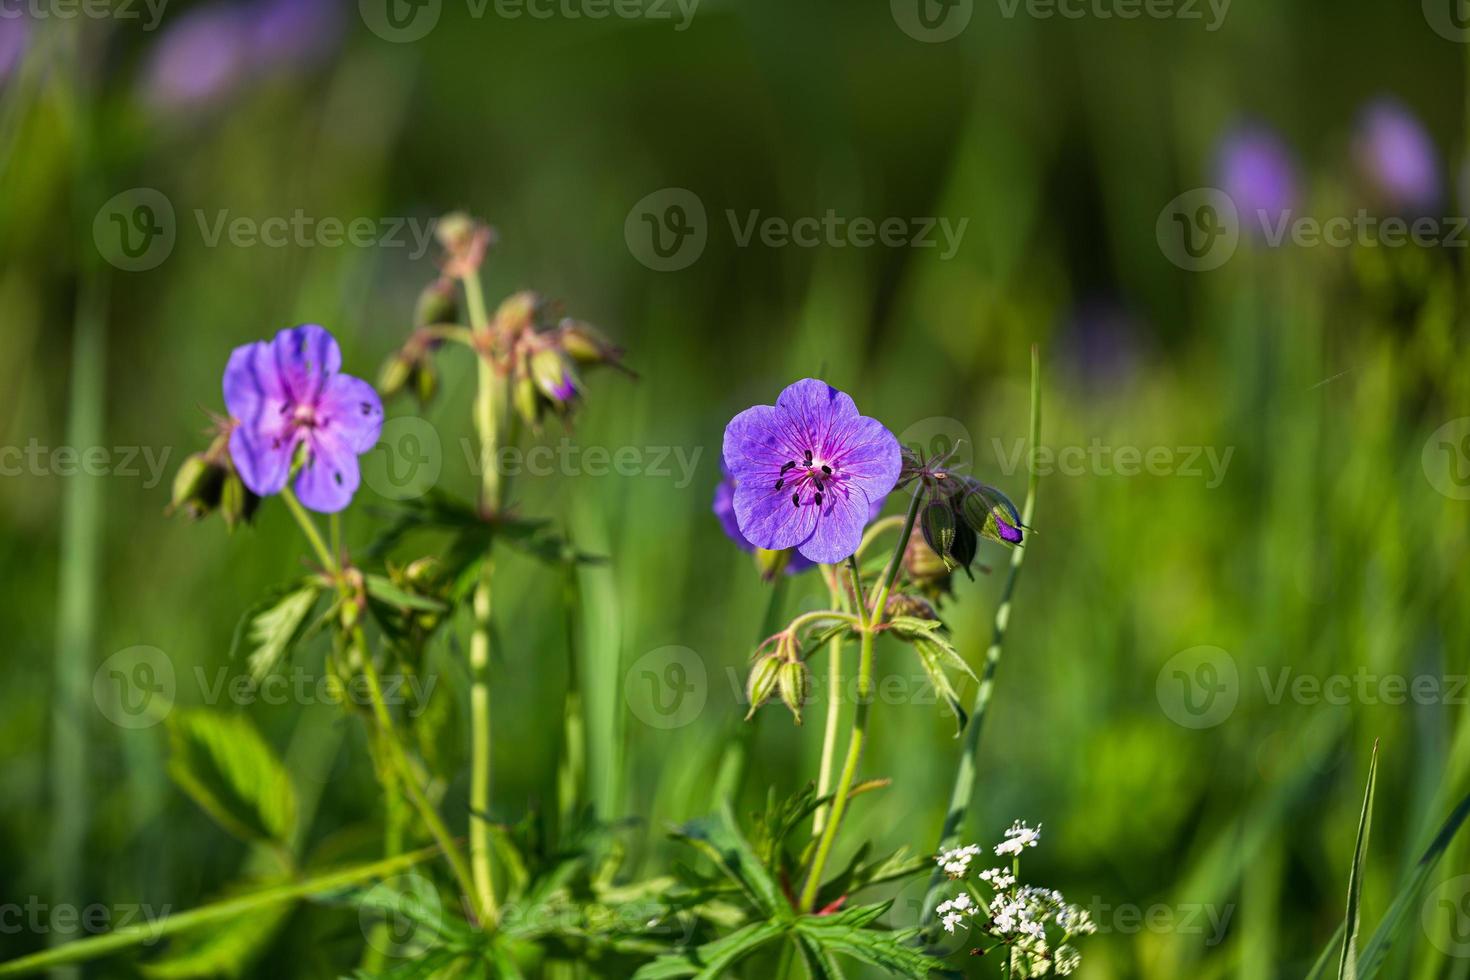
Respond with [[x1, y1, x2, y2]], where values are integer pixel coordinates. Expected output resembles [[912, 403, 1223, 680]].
[[722, 379, 900, 565], [1061, 298, 1141, 390], [1355, 97, 1441, 213], [224, 324, 383, 514], [0, 15, 29, 84], [250, 0, 342, 70], [139, 3, 252, 110], [1214, 123, 1299, 232]]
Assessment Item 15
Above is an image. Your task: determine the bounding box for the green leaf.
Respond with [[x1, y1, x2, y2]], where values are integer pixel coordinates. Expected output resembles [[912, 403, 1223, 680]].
[[794, 913, 938, 979], [632, 919, 787, 980], [365, 573, 448, 613], [141, 880, 292, 979], [911, 635, 974, 736], [166, 710, 297, 847], [1338, 741, 1378, 980], [232, 585, 321, 683], [794, 934, 847, 980], [670, 801, 788, 919]]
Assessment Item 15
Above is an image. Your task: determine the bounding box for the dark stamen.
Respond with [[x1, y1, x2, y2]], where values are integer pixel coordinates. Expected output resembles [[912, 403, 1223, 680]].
[[791, 492, 800, 508], [775, 479, 783, 490], [814, 479, 824, 491], [804, 449, 813, 464], [821, 464, 832, 475], [781, 460, 797, 473], [815, 492, 824, 506]]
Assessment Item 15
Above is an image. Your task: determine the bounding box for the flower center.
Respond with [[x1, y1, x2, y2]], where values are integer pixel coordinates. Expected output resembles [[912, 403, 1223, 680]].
[[774, 448, 837, 508], [291, 403, 319, 429]]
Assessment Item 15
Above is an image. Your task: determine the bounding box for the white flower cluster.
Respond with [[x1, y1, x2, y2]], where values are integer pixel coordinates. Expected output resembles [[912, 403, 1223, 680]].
[[995, 819, 1042, 857], [930, 821, 1094, 978], [935, 843, 982, 878]]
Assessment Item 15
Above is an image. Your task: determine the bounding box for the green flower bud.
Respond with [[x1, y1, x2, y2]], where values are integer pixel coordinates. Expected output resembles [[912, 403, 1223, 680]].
[[745, 654, 782, 720], [413, 358, 439, 405], [219, 471, 257, 531], [414, 278, 458, 328], [378, 351, 414, 398], [754, 548, 791, 581], [778, 659, 810, 725], [530, 346, 580, 410], [557, 318, 629, 373], [404, 556, 443, 590], [513, 374, 543, 430], [170, 452, 224, 519], [884, 592, 938, 622], [494, 291, 542, 339]]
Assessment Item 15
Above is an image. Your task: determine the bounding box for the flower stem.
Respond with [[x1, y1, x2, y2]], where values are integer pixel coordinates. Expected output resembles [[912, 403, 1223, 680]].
[[277, 487, 485, 923], [461, 266, 502, 924], [812, 568, 849, 836], [798, 493, 923, 910], [920, 345, 1042, 929]]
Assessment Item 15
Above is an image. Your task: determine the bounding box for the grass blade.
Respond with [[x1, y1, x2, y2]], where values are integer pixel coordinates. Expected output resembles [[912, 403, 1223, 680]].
[[1338, 741, 1379, 980]]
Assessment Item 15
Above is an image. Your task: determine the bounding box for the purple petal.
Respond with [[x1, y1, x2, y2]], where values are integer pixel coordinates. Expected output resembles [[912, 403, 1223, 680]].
[[796, 485, 869, 564], [723, 404, 803, 480], [775, 379, 859, 451], [223, 339, 290, 429], [317, 373, 383, 454], [824, 414, 902, 502], [733, 477, 818, 552], [712, 471, 752, 550], [229, 424, 296, 498], [294, 428, 360, 513], [269, 324, 341, 406]]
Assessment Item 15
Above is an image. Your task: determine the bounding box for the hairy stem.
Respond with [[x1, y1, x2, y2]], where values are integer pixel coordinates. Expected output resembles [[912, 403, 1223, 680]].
[[812, 567, 849, 836], [920, 345, 1042, 928], [462, 266, 502, 922], [798, 494, 923, 910]]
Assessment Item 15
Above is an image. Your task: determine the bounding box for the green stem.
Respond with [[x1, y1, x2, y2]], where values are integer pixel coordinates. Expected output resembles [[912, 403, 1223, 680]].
[[711, 577, 789, 807], [461, 266, 501, 923], [279, 487, 336, 575], [920, 345, 1042, 928], [812, 569, 850, 836], [0, 848, 443, 978], [798, 496, 922, 911]]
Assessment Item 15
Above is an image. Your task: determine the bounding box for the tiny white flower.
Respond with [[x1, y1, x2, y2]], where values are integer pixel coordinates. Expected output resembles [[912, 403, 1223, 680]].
[[1055, 944, 1082, 976], [979, 867, 1017, 889], [936, 843, 983, 878], [994, 820, 1041, 857]]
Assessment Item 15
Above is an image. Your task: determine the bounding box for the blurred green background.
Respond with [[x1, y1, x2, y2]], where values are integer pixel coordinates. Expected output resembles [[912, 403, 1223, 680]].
[[3, 0, 1470, 976]]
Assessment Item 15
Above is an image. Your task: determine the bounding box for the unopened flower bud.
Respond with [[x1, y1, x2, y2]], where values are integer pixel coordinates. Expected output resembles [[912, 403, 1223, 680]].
[[885, 592, 938, 622], [530, 346, 580, 411], [754, 548, 791, 581], [513, 373, 543, 430], [404, 556, 443, 590], [219, 471, 258, 531], [414, 358, 439, 405], [745, 654, 782, 720], [778, 660, 810, 725], [557, 318, 631, 374], [414, 278, 458, 328], [495, 291, 541, 339], [378, 351, 415, 398], [170, 452, 224, 519]]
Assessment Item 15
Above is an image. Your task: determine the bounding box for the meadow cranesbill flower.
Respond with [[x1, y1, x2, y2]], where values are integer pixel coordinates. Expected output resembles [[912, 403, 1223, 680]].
[[249, 0, 342, 70], [1355, 97, 1441, 212], [1213, 123, 1299, 231], [140, 3, 252, 109], [223, 324, 383, 513], [0, 15, 27, 85], [722, 379, 900, 565]]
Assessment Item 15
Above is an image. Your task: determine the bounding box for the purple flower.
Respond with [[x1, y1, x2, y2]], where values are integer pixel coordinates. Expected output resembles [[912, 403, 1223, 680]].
[[1355, 97, 1441, 213], [713, 463, 890, 575], [140, 3, 252, 110], [249, 0, 341, 70], [0, 15, 29, 84], [223, 324, 383, 514], [722, 379, 901, 565], [1213, 123, 1299, 231]]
